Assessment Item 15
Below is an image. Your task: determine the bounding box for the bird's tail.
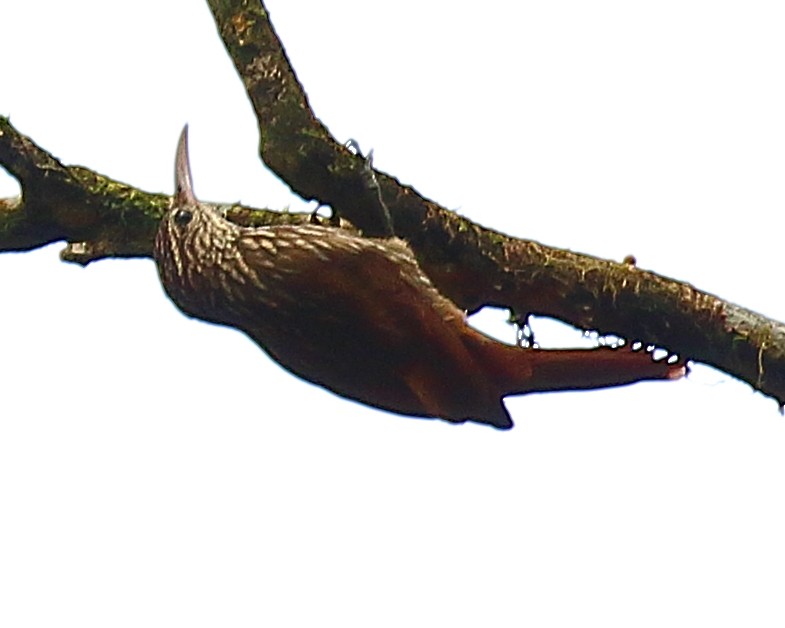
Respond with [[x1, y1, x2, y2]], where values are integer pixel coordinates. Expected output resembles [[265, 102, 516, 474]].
[[490, 342, 685, 397]]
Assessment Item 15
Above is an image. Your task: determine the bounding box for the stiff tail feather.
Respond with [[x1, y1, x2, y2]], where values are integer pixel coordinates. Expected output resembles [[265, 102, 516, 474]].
[[494, 343, 685, 397]]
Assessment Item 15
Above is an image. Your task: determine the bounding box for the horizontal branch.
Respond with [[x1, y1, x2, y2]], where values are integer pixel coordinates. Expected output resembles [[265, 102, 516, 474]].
[[0, 116, 168, 263], [0, 117, 313, 263]]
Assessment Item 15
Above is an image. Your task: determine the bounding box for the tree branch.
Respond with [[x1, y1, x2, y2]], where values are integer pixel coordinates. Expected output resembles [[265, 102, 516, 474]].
[[0, 0, 784, 408], [0, 117, 317, 263]]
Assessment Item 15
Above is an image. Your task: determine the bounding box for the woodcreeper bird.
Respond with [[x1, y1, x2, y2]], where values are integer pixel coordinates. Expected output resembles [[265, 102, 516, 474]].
[[153, 127, 684, 429]]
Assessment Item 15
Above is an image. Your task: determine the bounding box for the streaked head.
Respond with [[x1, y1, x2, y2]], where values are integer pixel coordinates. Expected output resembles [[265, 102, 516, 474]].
[[153, 126, 238, 291]]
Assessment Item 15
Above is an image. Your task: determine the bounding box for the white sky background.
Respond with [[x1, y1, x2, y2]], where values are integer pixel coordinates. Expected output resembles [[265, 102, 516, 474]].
[[2, 1, 785, 626]]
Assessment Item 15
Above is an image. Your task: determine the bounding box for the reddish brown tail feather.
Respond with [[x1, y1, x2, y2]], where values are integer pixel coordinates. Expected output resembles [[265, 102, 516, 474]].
[[494, 343, 685, 398], [462, 342, 685, 429], [399, 341, 684, 430]]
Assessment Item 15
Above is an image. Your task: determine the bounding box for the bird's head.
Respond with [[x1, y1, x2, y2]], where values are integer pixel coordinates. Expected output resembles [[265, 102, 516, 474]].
[[153, 126, 237, 291]]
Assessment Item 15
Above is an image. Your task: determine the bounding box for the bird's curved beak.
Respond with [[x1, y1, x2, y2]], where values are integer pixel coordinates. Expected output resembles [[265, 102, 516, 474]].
[[174, 124, 198, 207]]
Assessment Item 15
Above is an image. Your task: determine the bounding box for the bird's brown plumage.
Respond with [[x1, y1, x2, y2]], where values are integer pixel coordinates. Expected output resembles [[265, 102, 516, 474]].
[[153, 127, 684, 429]]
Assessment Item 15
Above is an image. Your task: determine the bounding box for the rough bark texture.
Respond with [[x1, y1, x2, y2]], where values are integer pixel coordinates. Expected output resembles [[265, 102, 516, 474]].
[[1, 0, 784, 408]]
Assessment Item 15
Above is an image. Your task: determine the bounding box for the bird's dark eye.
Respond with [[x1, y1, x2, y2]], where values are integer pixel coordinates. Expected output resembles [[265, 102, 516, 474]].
[[173, 208, 193, 226]]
